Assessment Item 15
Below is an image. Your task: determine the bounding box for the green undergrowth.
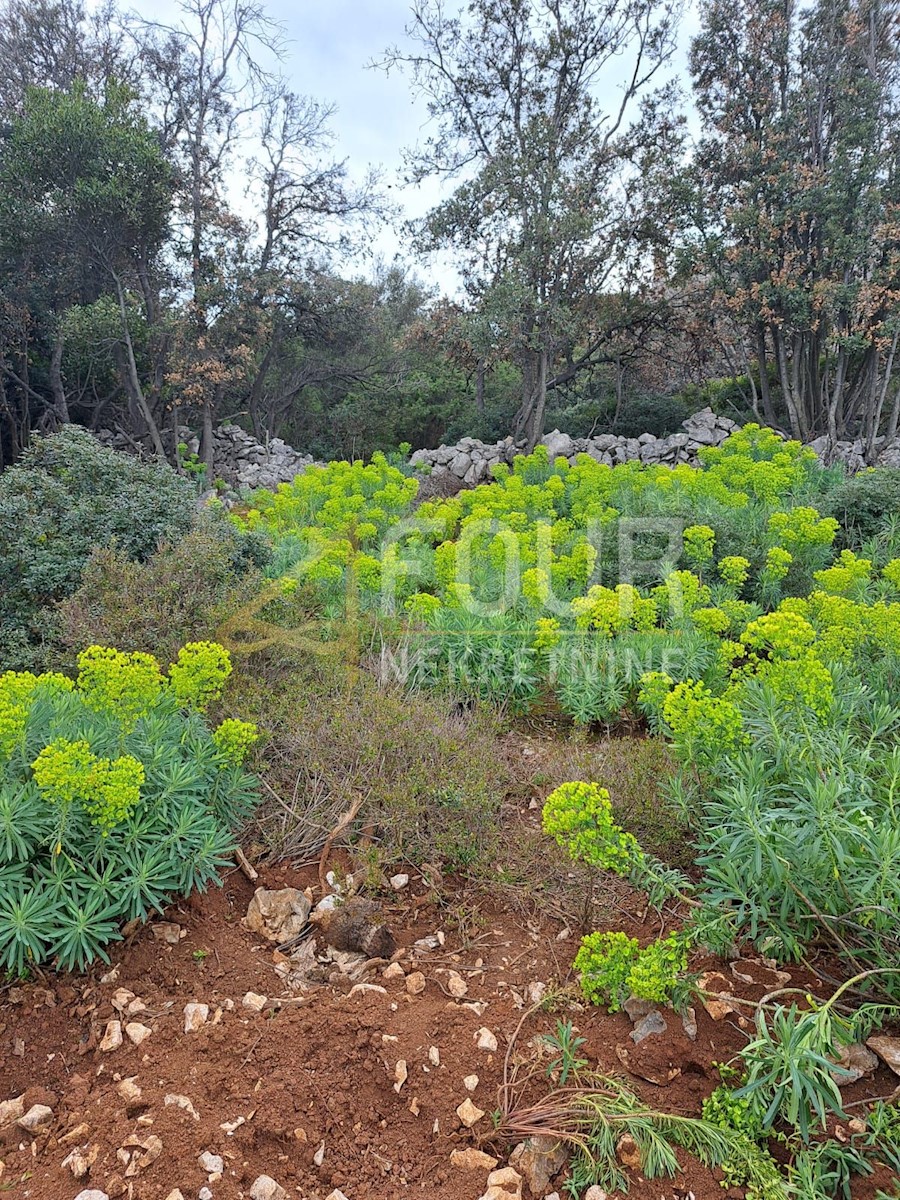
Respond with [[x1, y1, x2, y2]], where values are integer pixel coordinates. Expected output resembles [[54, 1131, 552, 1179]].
[[0, 643, 258, 973]]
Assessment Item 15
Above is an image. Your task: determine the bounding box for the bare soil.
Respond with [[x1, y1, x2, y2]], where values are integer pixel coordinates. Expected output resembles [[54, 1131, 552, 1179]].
[[1, 784, 897, 1200]]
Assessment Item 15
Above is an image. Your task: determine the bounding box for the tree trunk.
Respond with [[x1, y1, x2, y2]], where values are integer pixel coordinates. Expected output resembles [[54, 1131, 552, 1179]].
[[475, 361, 485, 415], [868, 330, 898, 461], [113, 275, 166, 459], [200, 395, 217, 477], [756, 326, 777, 425], [49, 330, 70, 425], [772, 325, 803, 441], [524, 346, 549, 452]]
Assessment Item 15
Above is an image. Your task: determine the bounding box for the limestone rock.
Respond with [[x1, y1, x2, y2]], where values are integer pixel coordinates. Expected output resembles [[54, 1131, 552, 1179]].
[[456, 1097, 485, 1127], [17, 1104, 53, 1132], [183, 1003, 209, 1033], [99, 1020, 123, 1052], [0, 1095, 25, 1127], [249, 1176, 289, 1200], [541, 430, 574, 460], [164, 1094, 201, 1120], [867, 1036, 900, 1076], [832, 1043, 879, 1084], [630, 1010, 667, 1044], [406, 972, 426, 995], [476, 1027, 498, 1052], [116, 1078, 142, 1103], [450, 1147, 499, 1171], [447, 970, 468, 998], [510, 1136, 568, 1196], [479, 1166, 523, 1200], [198, 1150, 224, 1174], [245, 887, 312, 943]]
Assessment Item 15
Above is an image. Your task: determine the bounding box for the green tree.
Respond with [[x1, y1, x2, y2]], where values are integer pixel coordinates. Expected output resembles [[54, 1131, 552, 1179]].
[[0, 81, 173, 454], [687, 0, 900, 455], [381, 0, 682, 449]]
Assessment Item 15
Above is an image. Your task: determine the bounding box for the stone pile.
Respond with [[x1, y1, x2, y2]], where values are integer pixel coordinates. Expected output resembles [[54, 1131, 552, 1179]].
[[408, 407, 741, 486], [805, 433, 900, 472], [194, 424, 318, 490], [95, 424, 319, 491], [99, 404, 899, 495]]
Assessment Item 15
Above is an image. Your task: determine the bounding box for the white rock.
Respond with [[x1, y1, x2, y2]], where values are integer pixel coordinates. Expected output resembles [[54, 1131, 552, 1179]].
[[325, 1192, 351, 1200], [116, 1077, 142, 1103], [242, 991, 268, 1013], [164, 1093, 200, 1120], [245, 886, 311, 942], [249, 1176, 289, 1200], [199, 1190, 213, 1200], [463, 1074, 479, 1092], [456, 1097, 485, 1127], [583, 1189, 608, 1200], [164, 1191, 186, 1200], [450, 1147, 499, 1171], [479, 1166, 523, 1200], [198, 1150, 224, 1174], [0, 1094, 25, 1126], [382, 962, 405, 980], [152, 922, 184, 944], [446, 970, 468, 998], [476, 1027, 498, 1052], [125, 1022, 152, 1046], [183, 1002, 209, 1033], [428, 1045, 440, 1066], [390, 873, 410, 891], [393, 1060, 408, 1093], [99, 1020, 123, 1052], [525, 981, 546, 1005], [17, 1103, 52, 1132], [73, 1192, 110, 1200]]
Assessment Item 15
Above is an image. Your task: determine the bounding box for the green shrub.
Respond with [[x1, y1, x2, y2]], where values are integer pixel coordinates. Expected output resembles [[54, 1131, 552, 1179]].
[[0, 428, 197, 670], [226, 641, 506, 872], [824, 468, 900, 552], [0, 642, 258, 974], [57, 516, 267, 666], [574, 929, 689, 1011]]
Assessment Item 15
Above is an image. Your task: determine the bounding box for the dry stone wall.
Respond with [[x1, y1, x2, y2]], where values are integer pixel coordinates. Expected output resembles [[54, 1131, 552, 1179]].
[[99, 406, 899, 492], [408, 407, 742, 486]]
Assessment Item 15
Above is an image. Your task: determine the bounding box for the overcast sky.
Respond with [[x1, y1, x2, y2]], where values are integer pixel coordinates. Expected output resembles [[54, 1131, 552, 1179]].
[[258, 0, 453, 285]]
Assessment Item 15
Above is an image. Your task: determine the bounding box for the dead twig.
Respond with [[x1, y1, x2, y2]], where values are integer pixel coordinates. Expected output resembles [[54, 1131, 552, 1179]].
[[234, 846, 259, 883], [318, 795, 365, 893]]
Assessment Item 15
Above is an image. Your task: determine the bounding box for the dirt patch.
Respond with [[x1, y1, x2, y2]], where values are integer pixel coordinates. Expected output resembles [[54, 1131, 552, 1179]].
[[1, 795, 897, 1200]]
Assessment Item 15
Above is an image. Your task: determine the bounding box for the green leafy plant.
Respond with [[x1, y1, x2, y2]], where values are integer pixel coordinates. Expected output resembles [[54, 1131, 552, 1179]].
[[0, 427, 196, 670], [543, 1019, 588, 1085], [494, 1074, 787, 1197], [0, 642, 257, 973], [574, 930, 690, 1012]]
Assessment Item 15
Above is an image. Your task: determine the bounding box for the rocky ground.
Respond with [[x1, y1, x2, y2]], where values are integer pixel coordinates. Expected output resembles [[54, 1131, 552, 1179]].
[[2, 785, 899, 1200]]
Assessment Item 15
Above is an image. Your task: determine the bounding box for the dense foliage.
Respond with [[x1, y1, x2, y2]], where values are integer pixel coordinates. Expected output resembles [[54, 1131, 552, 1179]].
[[0, 427, 197, 669], [0, 641, 257, 974], [1, 0, 896, 466], [238, 425, 900, 994]]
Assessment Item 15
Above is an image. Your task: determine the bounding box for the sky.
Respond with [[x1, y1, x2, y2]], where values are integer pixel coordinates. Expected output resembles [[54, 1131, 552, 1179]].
[[253, 0, 455, 286]]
